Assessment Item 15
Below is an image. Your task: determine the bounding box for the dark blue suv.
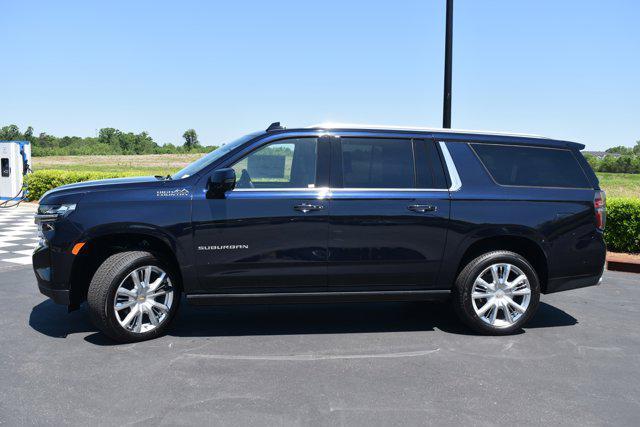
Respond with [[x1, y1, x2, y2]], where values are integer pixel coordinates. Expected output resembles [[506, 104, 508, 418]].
[[33, 123, 606, 342]]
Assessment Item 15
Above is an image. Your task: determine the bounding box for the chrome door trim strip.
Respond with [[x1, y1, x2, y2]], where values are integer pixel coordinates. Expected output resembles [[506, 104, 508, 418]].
[[438, 141, 462, 191]]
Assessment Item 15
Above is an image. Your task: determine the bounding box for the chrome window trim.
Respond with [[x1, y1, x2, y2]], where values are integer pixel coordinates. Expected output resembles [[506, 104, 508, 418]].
[[233, 187, 322, 192], [438, 141, 462, 191], [469, 142, 572, 151], [232, 187, 449, 193], [331, 188, 449, 192]]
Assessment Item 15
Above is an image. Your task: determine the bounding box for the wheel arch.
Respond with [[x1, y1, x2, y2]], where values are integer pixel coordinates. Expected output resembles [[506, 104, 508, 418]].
[[455, 235, 549, 293], [68, 230, 183, 306]]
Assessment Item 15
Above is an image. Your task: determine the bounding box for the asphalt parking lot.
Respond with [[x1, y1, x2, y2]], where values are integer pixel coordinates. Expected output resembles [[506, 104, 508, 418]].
[[0, 263, 639, 426]]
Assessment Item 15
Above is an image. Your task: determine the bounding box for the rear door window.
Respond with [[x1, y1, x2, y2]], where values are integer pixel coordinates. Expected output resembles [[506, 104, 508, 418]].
[[340, 138, 415, 188], [471, 144, 591, 188]]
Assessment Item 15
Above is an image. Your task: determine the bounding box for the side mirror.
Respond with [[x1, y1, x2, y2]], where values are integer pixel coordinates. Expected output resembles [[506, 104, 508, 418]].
[[206, 168, 236, 199]]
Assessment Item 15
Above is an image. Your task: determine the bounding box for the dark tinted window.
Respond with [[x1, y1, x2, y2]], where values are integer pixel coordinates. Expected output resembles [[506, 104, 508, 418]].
[[341, 138, 415, 188], [414, 140, 448, 189], [472, 144, 591, 188]]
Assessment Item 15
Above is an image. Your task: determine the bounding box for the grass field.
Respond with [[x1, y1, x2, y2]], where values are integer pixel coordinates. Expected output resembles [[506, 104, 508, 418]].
[[597, 173, 640, 198], [32, 154, 640, 198], [32, 154, 205, 175]]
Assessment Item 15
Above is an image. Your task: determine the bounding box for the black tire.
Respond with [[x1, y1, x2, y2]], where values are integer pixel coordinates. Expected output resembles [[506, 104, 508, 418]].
[[452, 250, 540, 335], [87, 251, 181, 343]]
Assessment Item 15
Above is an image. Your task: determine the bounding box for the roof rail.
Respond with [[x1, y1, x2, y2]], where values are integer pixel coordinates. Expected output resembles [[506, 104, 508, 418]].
[[307, 122, 546, 139], [266, 122, 285, 132]]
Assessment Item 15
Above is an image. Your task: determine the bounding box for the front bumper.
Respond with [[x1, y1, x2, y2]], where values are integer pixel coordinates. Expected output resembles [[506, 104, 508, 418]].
[[32, 236, 77, 306], [37, 281, 70, 305]]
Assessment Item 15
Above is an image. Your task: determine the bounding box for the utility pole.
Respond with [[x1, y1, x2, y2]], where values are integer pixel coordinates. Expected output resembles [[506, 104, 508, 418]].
[[443, 0, 453, 128]]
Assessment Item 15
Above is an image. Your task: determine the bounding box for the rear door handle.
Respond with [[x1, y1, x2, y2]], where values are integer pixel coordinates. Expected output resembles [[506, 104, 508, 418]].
[[294, 203, 325, 213], [408, 204, 437, 213]]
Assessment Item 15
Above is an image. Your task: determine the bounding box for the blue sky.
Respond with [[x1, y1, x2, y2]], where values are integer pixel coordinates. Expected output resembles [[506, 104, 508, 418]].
[[2, 0, 638, 150]]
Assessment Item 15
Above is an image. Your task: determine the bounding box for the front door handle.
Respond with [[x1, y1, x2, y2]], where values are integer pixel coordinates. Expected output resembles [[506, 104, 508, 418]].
[[294, 203, 325, 213], [408, 204, 437, 213]]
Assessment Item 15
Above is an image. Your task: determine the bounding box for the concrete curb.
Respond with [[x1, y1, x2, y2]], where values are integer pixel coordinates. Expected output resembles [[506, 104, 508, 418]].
[[607, 253, 640, 274]]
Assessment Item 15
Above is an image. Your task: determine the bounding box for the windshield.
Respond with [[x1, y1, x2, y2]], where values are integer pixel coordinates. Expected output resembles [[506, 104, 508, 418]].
[[172, 132, 263, 179]]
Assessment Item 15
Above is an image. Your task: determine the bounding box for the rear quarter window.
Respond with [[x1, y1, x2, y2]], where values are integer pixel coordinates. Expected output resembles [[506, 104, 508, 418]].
[[471, 144, 592, 188]]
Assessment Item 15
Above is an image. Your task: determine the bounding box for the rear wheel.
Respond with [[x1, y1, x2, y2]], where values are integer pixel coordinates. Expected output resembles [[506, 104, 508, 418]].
[[87, 251, 180, 343], [453, 250, 540, 335]]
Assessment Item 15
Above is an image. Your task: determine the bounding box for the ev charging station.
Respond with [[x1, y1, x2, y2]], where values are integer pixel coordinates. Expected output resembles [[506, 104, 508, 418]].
[[0, 140, 32, 203]]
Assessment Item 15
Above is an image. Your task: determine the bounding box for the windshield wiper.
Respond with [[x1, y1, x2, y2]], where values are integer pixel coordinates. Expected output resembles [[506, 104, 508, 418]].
[[154, 174, 173, 180]]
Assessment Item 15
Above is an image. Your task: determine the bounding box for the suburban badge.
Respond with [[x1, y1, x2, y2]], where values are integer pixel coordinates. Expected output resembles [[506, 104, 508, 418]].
[[198, 244, 249, 251]]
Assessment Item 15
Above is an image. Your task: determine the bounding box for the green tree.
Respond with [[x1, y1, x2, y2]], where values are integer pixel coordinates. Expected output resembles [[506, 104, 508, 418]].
[[606, 145, 632, 155], [134, 132, 157, 154], [583, 153, 600, 171], [24, 126, 34, 142], [1, 123, 217, 156], [0, 124, 21, 140], [182, 129, 200, 150], [98, 128, 120, 147]]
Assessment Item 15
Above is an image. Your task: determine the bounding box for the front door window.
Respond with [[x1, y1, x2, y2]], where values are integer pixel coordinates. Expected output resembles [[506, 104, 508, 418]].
[[231, 138, 318, 189]]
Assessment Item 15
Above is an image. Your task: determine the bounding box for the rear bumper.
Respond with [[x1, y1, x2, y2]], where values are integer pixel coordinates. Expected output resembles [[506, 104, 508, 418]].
[[545, 272, 603, 294], [544, 230, 606, 294]]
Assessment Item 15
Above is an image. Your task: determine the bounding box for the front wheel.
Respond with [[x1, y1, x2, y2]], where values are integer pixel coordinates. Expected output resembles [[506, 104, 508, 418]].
[[87, 251, 181, 343], [453, 250, 540, 335]]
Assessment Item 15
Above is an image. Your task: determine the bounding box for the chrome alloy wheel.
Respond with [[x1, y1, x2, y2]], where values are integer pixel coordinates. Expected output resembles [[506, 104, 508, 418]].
[[471, 263, 532, 328], [113, 265, 174, 333]]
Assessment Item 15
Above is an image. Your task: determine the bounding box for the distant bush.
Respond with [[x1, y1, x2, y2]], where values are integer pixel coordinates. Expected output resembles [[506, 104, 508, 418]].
[[25, 170, 132, 201], [605, 198, 640, 253]]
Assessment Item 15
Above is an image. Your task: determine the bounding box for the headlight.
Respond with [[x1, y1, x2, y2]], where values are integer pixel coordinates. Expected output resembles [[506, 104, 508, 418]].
[[37, 204, 77, 216], [35, 204, 76, 247], [35, 204, 77, 224], [36, 222, 48, 247]]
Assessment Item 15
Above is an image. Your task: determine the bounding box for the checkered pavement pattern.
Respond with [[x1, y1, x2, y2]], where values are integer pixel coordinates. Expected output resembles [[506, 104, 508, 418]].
[[0, 203, 38, 267]]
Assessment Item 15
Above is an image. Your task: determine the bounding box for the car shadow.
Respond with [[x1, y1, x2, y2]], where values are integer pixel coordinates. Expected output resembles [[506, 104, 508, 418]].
[[28, 300, 96, 338], [29, 299, 578, 345]]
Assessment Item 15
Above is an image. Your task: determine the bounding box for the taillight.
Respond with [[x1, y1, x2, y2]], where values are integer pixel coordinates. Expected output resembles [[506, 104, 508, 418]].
[[594, 190, 606, 230]]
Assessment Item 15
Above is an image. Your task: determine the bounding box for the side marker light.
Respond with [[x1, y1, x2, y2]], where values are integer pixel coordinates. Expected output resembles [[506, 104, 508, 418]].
[[71, 242, 86, 255]]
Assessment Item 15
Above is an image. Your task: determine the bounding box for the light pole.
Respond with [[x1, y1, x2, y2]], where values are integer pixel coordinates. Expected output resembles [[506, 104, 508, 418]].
[[443, 0, 453, 128]]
